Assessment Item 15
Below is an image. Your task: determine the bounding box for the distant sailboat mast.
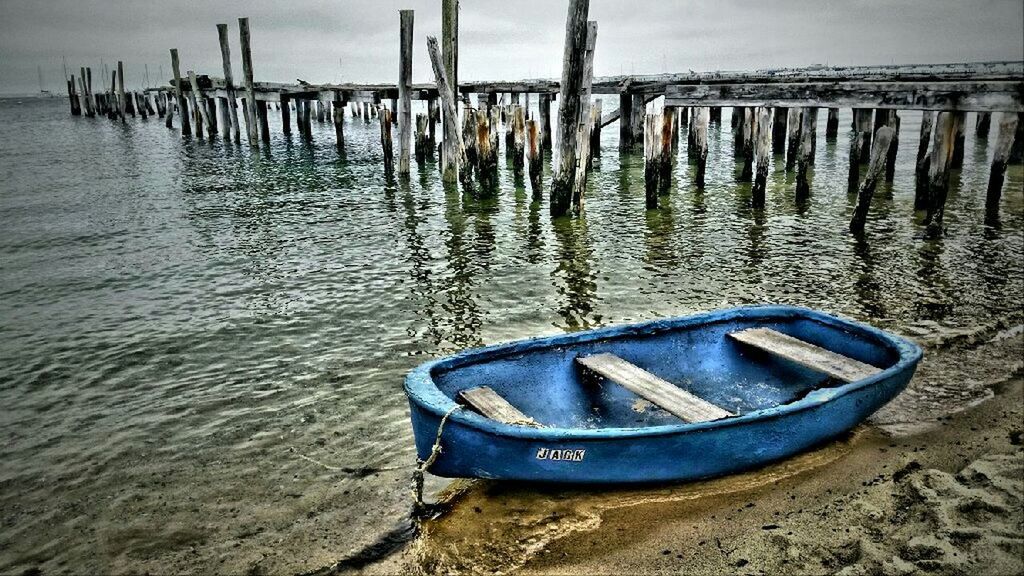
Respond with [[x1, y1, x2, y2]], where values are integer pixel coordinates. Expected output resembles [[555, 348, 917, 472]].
[[39, 65, 52, 96]]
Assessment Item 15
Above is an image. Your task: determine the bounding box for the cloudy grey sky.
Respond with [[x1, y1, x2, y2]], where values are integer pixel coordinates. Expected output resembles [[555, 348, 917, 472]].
[[1, 0, 1022, 94]]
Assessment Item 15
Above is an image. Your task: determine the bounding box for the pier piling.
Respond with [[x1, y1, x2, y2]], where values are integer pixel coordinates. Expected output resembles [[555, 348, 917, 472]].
[[239, 17, 258, 146], [380, 106, 394, 178], [753, 107, 773, 201], [170, 50, 190, 135], [985, 113, 1019, 222], [850, 125, 895, 233], [925, 111, 956, 236], [397, 9, 414, 176], [527, 118, 542, 195], [694, 107, 709, 188], [550, 0, 590, 216], [644, 113, 662, 209], [914, 111, 934, 209]]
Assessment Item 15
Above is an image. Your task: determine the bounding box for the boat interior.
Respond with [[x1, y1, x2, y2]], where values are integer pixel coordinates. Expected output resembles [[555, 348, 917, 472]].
[[431, 314, 902, 430]]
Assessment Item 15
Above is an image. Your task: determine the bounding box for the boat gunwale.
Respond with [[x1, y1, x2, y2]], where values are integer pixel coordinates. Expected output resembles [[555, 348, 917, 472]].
[[404, 305, 923, 440]]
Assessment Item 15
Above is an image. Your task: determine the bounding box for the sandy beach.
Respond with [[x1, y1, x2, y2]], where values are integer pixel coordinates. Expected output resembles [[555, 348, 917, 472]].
[[360, 320, 1023, 575]]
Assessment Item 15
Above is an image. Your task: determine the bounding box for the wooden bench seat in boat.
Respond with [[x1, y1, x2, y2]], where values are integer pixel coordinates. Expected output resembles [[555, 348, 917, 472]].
[[459, 386, 543, 427], [577, 353, 734, 423], [728, 327, 882, 382]]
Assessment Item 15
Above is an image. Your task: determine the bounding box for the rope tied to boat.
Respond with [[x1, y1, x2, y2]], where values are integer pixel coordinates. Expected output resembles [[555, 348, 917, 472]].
[[411, 404, 461, 518]]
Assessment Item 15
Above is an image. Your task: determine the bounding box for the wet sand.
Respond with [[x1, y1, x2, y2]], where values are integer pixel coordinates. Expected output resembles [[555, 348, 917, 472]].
[[363, 322, 1023, 575]]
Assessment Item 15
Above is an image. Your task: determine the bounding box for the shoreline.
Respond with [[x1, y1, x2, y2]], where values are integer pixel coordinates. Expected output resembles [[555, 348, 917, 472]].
[[366, 322, 1023, 575]]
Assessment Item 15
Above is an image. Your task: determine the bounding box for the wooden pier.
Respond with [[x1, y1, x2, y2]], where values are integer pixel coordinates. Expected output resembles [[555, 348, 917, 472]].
[[62, 2, 1023, 232]]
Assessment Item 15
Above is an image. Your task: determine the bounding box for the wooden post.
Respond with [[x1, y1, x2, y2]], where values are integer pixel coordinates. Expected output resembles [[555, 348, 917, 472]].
[[618, 93, 633, 151], [333, 99, 345, 150], [739, 107, 754, 181], [380, 106, 394, 178], [440, 0, 459, 182], [67, 77, 80, 116], [1009, 113, 1024, 163], [116, 61, 126, 123], [216, 24, 241, 143], [280, 96, 291, 136], [415, 113, 428, 163], [550, 0, 590, 217], [884, 112, 900, 183], [686, 106, 696, 159], [476, 108, 498, 189], [488, 105, 501, 161], [656, 107, 674, 194], [427, 96, 438, 150], [539, 93, 552, 150], [186, 91, 202, 136], [187, 71, 212, 139], [976, 112, 991, 139], [950, 111, 966, 168], [694, 107, 709, 188], [257, 100, 270, 143], [644, 113, 662, 209], [397, 9, 414, 176], [304, 100, 313, 141], [512, 105, 526, 176], [850, 126, 895, 233], [589, 98, 602, 161], [462, 103, 479, 168], [825, 107, 839, 140], [771, 107, 787, 154], [164, 90, 175, 128], [571, 20, 598, 210], [914, 111, 934, 209], [709, 106, 721, 124], [847, 108, 873, 192], [316, 100, 325, 123], [925, 111, 956, 236], [239, 17, 258, 146], [170, 50, 189, 135], [752, 107, 773, 202], [527, 118, 542, 196], [785, 108, 802, 171], [795, 107, 818, 201], [426, 35, 471, 188], [79, 67, 94, 117], [985, 113, 1019, 222], [630, 94, 645, 151]]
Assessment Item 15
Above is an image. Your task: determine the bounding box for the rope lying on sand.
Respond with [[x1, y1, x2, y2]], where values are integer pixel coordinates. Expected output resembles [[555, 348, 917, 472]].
[[411, 404, 462, 518]]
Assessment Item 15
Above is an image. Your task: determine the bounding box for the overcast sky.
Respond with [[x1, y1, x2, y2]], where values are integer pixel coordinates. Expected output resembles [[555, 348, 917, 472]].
[[1, 0, 1022, 94]]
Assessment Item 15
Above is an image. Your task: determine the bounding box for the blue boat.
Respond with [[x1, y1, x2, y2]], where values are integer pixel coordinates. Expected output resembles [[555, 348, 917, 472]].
[[404, 305, 922, 484]]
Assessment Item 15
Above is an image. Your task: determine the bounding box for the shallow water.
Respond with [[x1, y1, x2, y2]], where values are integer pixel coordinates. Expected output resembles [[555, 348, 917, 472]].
[[0, 97, 1021, 573]]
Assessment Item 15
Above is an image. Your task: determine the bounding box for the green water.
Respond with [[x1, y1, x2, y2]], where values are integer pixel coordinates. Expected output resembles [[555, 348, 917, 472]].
[[0, 97, 1021, 573]]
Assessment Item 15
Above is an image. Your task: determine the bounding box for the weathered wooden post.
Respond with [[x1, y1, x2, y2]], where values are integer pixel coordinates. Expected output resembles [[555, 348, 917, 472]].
[[79, 67, 94, 117], [985, 113, 1020, 222], [847, 108, 873, 192], [164, 89, 175, 128], [630, 94, 646, 150], [590, 98, 603, 161], [414, 113, 428, 162], [170, 50, 190, 135], [527, 118, 542, 196], [187, 71, 213, 139], [849, 126, 895, 233], [549, 0, 590, 216], [618, 93, 633, 151], [488, 105, 501, 158], [539, 93, 553, 150], [739, 107, 754, 181], [116, 61, 127, 123], [462, 103, 479, 168], [440, 0, 460, 182], [512, 105, 526, 176], [67, 77, 81, 116], [239, 17, 259, 146], [975, 112, 991, 139], [752, 107, 773, 201], [925, 111, 956, 236], [1010, 113, 1024, 163], [914, 111, 934, 209], [694, 107, 709, 188], [785, 108, 802, 171], [427, 96, 438, 150], [794, 107, 818, 200], [333, 99, 345, 150], [709, 106, 721, 124], [216, 24, 241, 143], [426, 35, 471, 188], [280, 96, 291, 136], [686, 106, 696, 159], [644, 113, 662, 209], [397, 9, 414, 176], [380, 106, 394, 178], [476, 108, 498, 188], [571, 20, 598, 209], [771, 108, 787, 154], [257, 101, 270, 143], [657, 107, 674, 194], [950, 111, 966, 168], [884, 112, 900, 183], [825, 107, 839, 140]]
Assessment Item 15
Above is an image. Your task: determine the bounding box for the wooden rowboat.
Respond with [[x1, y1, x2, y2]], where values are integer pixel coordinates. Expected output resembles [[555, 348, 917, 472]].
[[404, 306, 922, 483]]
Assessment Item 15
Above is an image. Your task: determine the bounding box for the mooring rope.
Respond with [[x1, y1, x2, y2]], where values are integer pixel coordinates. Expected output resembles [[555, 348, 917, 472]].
[[411, 404, 461, 517]]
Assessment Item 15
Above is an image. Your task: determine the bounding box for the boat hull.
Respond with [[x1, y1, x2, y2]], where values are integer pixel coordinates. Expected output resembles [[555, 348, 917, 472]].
[[405, 306, 921, 484]]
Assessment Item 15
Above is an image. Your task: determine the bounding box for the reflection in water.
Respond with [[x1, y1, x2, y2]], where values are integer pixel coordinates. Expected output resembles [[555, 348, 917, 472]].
[[643, 204, 679, 274], [852, 237, 886, 319], [551, 216, 600, 330]]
